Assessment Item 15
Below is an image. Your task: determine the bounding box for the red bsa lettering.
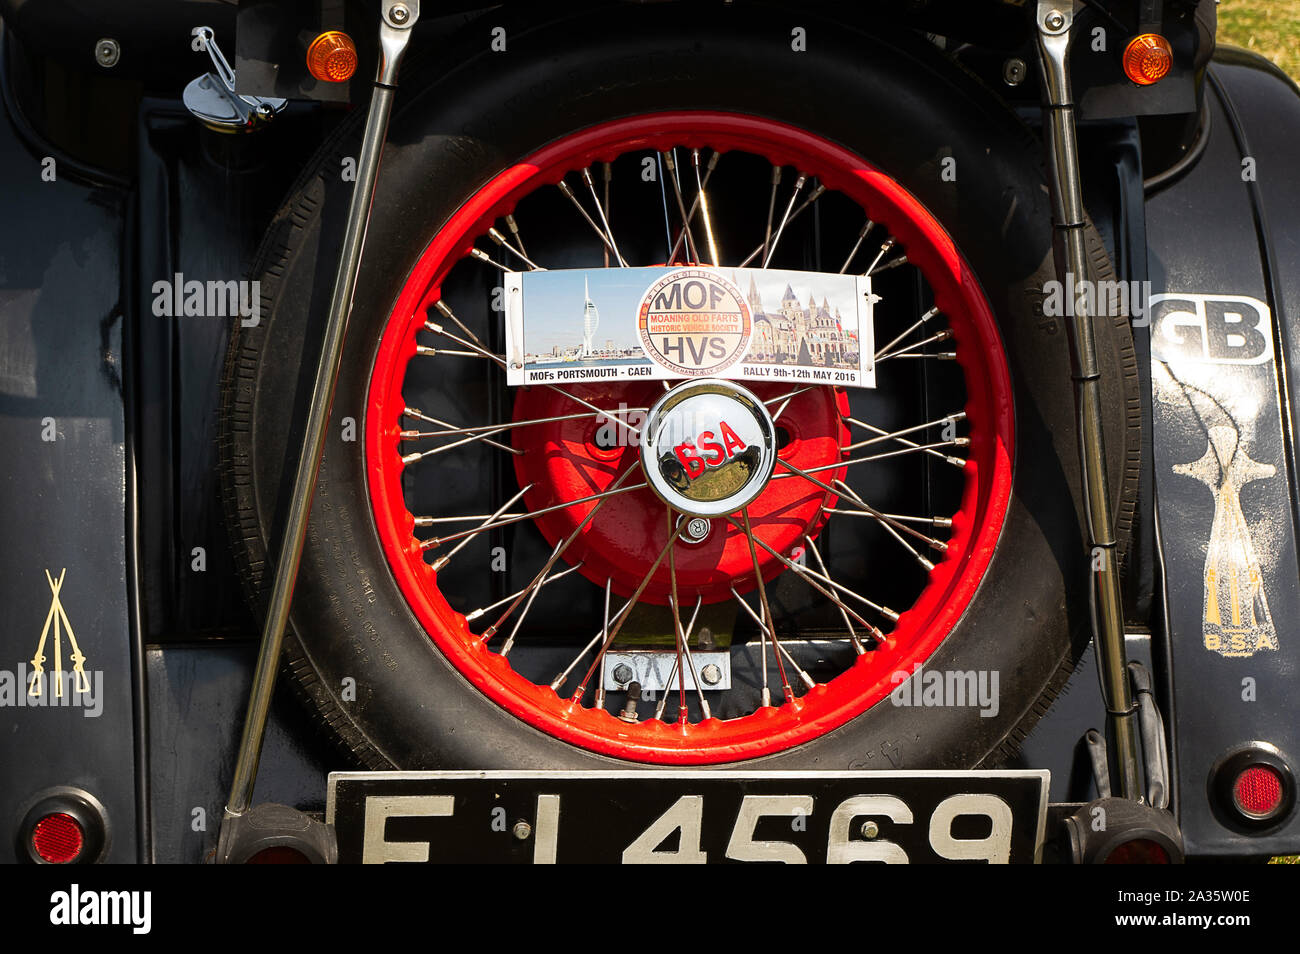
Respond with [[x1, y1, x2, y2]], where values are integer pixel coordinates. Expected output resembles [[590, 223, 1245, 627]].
[[719, 421, 747, 457], [673, 421, 749, 479], [673, 442, 706, 479], [696, 430, 726, 466]]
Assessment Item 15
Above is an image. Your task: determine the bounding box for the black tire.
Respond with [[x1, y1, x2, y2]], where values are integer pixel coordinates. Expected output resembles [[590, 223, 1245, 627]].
[[219, 3, 1141, 771]]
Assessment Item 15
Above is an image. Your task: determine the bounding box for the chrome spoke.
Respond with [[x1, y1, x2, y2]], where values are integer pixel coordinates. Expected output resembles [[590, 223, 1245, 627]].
[[550, 583, 636, 694], [730, 587, 816, 690], [740, 180, 826, 268], [656, 152, 673, 260], [839, 220, 875, 274], [469, 246, 512, 274], [433, 299, 484, 346], [654, 596, 704, 721], [761, 173, 806, 268], [821, 508, 948, 551], [600, 162, 613, 268], [504, 213, 528, 259], [803, 535, 866, 654], [825, 509, 953, 528], [488, 226, 545, 271], [466, 561, 586, 621], [845, 414, 967, 468], [868, 252, 909, 276], [667, 509, 690, 722], [661, 149, 699, 262], [762, 386, 814, 407], [557, 178, 625, 263], [404, 406, 645, 439], [722, 513, 892, 630], [876, 328, 952, 362], [402, 423, 517, 464], [770, 439, 968, 479], [482, 465, 643, 640], [582, 167, 627, 266], [424, 318, 507, 368], [401, 412, 523, 457], [546, 386, 642, 439], [874, 306, 940, 359], [863, 237, 896, 276], [429, 476, 647, 551], [883, 351, 958, 361], [692, 149, 721, 266], [833, 478, 935, 571], [845, 411, 965, 452], [571, 520, 688, 704], [423, 484, 533, 568], [594, 578, 612, 710], [413, 345, 485, 359], [499, 539, 564, 655], [665, 150, 719, 263], [761, 165, 781, 266], [741, 506, 791, 705], [772, 456, 938, 552]]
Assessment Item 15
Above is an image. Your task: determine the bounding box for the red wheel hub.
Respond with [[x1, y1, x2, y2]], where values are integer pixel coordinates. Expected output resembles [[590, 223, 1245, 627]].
[[510, 380, 849, 603]]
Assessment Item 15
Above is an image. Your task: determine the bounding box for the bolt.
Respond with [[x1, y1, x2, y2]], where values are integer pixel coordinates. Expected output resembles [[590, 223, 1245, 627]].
[[94, 38, 120, 68], [618, 682, 641, 722], [678, 515, 712, 545], [860, 820, 880, 839], [1003, 57, 1027, 86], [700, 664, 723, 687], [512, 820, 532, 840], [389, 3, 410, 24], [1045, 10, 1065, 30], [612, 663, 635, 685]]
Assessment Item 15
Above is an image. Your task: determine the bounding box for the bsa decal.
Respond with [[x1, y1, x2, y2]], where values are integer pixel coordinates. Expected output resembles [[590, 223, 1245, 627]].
[[1173, 427, 1280, 658], [637, 268, 751, 377], [27, 568, 93, 697]]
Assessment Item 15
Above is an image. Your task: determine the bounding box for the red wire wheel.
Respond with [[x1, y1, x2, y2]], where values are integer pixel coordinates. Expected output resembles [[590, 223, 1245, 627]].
[[364, 112, 1013, 764]]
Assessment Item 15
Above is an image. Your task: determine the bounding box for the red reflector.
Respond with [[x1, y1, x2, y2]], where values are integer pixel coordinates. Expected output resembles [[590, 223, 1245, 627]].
[[1123, 34, 1173, 86], [1234, 764, 1284, 818], [1103, 838, 1171, 864], [245, 846, 312, 864], [31, 813, 84, 864]]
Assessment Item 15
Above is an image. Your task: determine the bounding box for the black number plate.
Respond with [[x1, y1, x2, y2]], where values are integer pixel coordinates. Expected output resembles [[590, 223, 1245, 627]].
[[326, 770, 1049, 864]]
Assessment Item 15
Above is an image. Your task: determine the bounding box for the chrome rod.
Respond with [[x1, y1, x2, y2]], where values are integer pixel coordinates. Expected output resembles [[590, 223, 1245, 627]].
[[222, 0, 419, 830], [1036, 0, 1140, 799]]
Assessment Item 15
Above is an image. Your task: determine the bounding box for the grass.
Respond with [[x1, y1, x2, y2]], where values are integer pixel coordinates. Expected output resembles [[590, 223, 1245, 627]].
[[1216, 0, 1300, 80]]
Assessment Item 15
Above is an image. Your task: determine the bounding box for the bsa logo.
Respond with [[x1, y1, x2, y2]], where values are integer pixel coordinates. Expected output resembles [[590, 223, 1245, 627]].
[[637, 268, 751, 376], [641, 380, 776, 518], [672, 421, 750, 480]]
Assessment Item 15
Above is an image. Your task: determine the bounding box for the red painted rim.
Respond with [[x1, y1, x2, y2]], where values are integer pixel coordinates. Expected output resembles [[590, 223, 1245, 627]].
[[365, 112, 1014, 764]]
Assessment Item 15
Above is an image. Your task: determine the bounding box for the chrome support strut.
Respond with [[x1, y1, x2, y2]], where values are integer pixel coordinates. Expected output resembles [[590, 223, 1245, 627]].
[[217, 1, 420, 858], [1035, 1, 1143, 800]]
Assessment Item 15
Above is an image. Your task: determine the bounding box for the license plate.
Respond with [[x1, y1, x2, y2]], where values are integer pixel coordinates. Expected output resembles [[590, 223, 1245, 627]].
[[326, 770, 1049, 864]]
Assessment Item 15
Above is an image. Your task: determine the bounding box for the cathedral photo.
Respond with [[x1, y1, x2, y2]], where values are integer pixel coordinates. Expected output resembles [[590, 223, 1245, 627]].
[[742, 274, 860, 369]]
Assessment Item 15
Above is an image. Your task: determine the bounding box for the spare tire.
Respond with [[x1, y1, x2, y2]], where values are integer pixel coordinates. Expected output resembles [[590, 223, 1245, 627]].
[[219, 3, 1141, 771]]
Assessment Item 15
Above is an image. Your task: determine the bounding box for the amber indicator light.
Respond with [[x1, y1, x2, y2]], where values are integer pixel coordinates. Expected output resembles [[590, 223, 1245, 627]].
[[1123, 33, 1174, 86], [307, 31, 358, 83]]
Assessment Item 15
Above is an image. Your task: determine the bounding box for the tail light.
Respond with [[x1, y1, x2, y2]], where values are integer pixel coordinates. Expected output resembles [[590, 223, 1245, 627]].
[[17, 788, 108, 864], [1234, 765, 1285, 820], [1210, 743, 1295, 832], [1123, 34, 1174, 86], [31, 813, 84, 864], [306, 31, 359, 83]]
